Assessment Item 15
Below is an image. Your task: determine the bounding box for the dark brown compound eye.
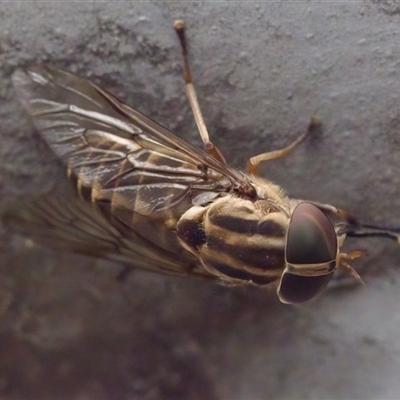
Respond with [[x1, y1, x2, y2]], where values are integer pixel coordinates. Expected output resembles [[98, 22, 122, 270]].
[[279, 203, 339, 304], [285, 202, 337, 265], [278, 272, 334, 304]]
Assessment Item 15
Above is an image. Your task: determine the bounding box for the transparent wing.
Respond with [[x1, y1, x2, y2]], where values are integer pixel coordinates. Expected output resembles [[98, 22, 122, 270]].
[[4, 196, 214, 279], [11, 65, 253, 277], [12, 65, 252, 222]]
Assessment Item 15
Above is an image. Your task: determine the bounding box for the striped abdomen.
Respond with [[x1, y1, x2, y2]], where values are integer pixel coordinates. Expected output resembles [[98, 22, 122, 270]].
[[177, 195, 291, 285]]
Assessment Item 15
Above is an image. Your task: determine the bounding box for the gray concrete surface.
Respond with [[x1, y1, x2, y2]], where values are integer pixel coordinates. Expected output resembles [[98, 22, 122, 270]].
[[1, 1, 400, 399]]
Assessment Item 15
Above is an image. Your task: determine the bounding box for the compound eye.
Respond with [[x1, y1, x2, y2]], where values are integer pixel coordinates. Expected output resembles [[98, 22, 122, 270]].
[[285, 202, 337, 265], [278, 272, 334, 304]]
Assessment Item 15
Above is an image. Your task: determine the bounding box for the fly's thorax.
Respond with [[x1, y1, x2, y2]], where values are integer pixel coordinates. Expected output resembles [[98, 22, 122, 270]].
[[176, 195, 290, 286], [250, 175, 289, 206]]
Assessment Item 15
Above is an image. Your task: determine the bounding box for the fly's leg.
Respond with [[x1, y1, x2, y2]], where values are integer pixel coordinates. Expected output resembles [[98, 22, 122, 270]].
[[339, 251, 366, 285], [174, 20, 320, 169], [174, 20, 227, 164], [247, 115, 321, 176]]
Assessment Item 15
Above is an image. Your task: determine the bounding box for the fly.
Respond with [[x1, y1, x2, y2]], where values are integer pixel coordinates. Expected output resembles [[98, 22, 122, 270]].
[[9, 20, 400, 304]]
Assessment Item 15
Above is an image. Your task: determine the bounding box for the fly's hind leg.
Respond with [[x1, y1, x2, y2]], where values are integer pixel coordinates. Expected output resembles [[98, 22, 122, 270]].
[[247, 115, 321, 176], [174, 20, 321, 168], [174, 20, 227, 164]]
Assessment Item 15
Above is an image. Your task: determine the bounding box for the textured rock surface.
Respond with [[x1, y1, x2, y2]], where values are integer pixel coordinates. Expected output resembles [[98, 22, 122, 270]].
[[1, 2, 400, 399]]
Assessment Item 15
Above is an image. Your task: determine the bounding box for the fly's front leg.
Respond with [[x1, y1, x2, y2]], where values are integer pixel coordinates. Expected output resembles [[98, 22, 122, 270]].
[[247, 115, 321, 176], [174, 20, 227, 165]]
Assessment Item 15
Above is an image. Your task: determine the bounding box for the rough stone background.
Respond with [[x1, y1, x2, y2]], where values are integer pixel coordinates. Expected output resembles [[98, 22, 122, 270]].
[[1, 2, 400, 399]]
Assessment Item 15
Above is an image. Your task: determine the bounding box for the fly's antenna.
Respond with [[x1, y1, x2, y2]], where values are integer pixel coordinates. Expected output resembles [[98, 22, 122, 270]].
[[341, 223, 400, 244]]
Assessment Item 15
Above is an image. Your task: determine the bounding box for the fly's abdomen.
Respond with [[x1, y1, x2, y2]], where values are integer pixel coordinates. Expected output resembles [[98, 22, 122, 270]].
[[68, 146, 204, 260]]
